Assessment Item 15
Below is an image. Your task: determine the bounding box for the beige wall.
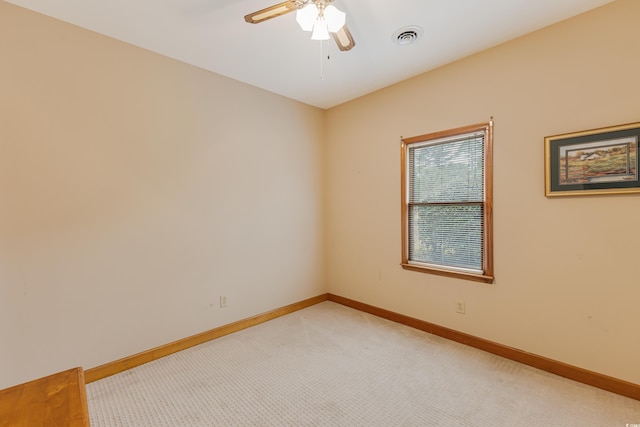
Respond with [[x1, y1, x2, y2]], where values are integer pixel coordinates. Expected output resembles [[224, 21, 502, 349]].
[[325, 0, 640, 384], [0, 3, 326, 388], [2, 0, 639, 390]]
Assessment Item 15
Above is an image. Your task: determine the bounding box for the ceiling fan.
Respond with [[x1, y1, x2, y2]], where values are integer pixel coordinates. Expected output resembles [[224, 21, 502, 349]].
[[244, 0, 355, 51]]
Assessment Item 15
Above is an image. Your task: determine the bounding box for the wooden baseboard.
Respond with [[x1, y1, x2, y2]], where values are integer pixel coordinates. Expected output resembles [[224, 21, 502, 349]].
[[327, 293, 640, 401], [84, 291, 639, 402], [85, 294, 329, 383]]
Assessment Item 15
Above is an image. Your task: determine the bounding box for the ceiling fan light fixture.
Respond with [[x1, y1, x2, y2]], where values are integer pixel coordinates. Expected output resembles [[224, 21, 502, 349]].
[[323, 5, 345, 33], [296, 3, 319, 32], [245, 0, 355, 51], [297, 1, 345, 38], [311, 19, 330, 40]]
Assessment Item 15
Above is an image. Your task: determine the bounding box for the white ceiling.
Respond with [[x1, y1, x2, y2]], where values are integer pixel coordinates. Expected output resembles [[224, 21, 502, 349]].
[[6, 0, 614, 109]]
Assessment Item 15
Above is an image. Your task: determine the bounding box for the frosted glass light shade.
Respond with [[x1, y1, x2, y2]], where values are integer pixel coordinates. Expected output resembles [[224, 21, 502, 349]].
[[323, 5, 345, 32], [296, 4, 319, 32], [311, 19, 330, 40], [297, 3, 345, 36]]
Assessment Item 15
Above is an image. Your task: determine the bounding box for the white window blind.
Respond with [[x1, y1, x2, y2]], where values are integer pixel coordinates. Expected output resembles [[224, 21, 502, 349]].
[[407, 132, 485, 273]]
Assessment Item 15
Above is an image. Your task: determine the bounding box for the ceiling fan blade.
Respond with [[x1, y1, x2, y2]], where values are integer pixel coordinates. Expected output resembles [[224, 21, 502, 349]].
[[332, 24, 356, 51], [244, 1, 297, 24]]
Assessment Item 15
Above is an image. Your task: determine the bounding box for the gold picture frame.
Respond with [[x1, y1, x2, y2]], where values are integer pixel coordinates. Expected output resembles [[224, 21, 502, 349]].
[[545, 122, 640, 197]]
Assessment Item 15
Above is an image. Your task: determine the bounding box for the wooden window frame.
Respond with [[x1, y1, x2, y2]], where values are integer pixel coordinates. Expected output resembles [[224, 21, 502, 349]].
[[401, 121, 494, 284]]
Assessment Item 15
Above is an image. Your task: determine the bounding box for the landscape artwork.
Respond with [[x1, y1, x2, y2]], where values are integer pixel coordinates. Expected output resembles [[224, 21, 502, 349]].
[[545, 122, 640, 196], [558, 137, 637, 185]]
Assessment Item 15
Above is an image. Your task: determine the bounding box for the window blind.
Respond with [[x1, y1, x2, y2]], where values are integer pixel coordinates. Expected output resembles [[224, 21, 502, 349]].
[[407, 132, 485, 272]]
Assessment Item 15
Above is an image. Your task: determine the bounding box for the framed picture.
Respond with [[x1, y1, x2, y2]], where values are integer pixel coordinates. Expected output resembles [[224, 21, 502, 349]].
[[545, 122, 640, 197]]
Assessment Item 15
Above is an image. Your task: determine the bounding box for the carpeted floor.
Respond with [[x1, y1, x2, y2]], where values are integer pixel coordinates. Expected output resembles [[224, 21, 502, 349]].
[[87, 301, 640, 426]]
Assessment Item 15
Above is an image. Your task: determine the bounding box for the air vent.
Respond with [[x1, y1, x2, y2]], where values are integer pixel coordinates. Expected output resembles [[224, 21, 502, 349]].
[[392, 26, 423, 45]]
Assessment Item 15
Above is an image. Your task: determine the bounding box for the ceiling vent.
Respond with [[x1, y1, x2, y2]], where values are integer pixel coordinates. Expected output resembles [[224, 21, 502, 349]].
[[392, 26, 423, 45]]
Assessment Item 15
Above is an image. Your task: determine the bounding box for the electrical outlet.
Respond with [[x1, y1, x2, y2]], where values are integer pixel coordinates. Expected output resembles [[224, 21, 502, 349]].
[[219, 296, 228, 308], [456, 300, 466, 314]]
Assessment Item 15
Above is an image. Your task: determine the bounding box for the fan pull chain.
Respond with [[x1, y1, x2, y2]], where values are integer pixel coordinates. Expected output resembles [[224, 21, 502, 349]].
[[319, 39, 332, 80], [320, 39, 324, 80]]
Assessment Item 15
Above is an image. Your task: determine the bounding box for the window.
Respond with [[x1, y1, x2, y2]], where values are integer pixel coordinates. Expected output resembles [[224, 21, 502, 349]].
[[401, 121, 494, 283]]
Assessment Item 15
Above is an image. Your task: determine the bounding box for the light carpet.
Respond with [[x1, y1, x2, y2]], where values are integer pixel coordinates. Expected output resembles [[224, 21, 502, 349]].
[[87, 301, 640, 426]]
